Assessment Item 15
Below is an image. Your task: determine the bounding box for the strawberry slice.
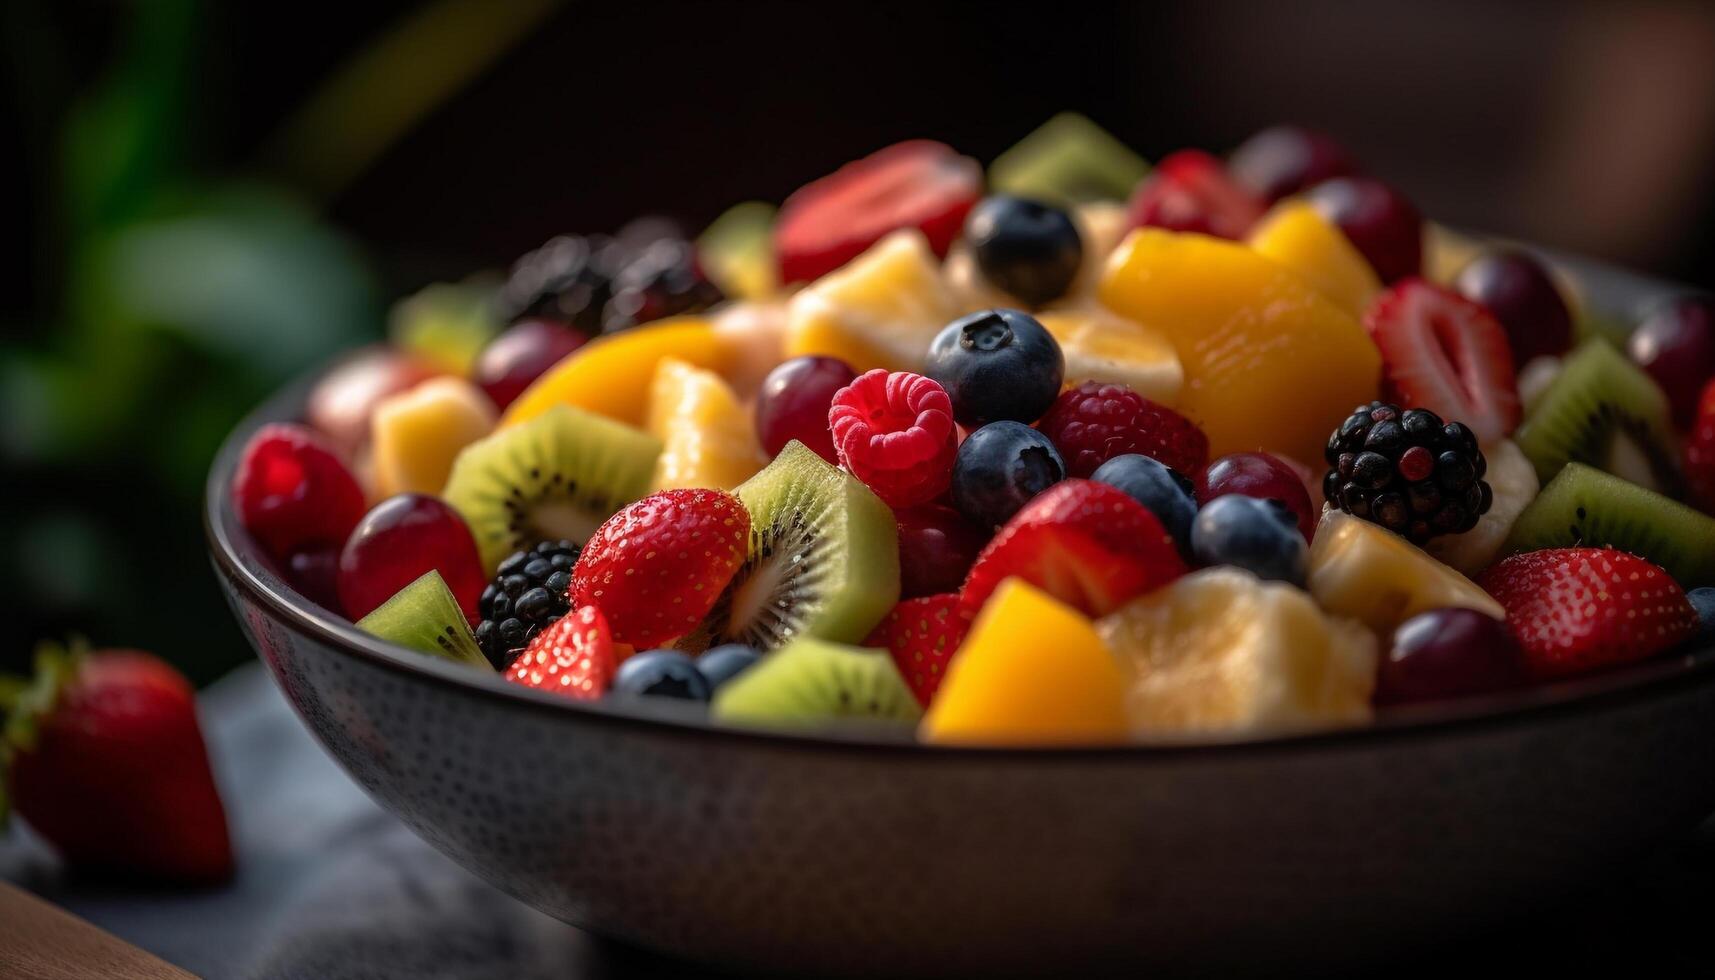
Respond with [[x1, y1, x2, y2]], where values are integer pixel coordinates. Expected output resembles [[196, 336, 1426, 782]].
[[1125, 150, 1266, 241], [960, 479, 1186, 617], [1687, 378, 1715, 513], [1365, 278, 1521, 446], [775, 140, 982, 284], [1477, 548, 1697, 679], [864, 593, 973, 707], [506, 605, 618, 699]]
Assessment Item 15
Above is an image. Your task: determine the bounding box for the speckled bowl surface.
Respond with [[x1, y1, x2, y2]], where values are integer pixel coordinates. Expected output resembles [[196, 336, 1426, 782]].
[[207, 249, 1715, 977]]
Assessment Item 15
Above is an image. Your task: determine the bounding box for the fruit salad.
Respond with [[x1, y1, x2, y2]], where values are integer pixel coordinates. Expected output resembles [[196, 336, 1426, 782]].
[[230, 116, 1715, 745]]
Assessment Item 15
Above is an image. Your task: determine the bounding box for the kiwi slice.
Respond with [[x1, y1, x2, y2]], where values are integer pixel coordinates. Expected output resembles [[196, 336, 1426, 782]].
[[1512, 338, 1681, 494], [443, 404, 660, 574], [698, 441, 899, 651], [356, 571, 490, 668], [711, 637, 919, 727], [1502, 463, 1715, 588], [989, 112, 1150, 206]]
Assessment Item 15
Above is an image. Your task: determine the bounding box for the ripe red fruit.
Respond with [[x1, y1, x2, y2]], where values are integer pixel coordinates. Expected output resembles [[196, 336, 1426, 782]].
[[895, 505, 990, 598], [1037, 381, 1210, 478], [775, 140, 982, 284], [961, 479, 1186, 617], [1196, 452, 1316, 542], [829, 369, 958, 508], [1306, 177, 1423, 284], [474, 318, 588, 410], [1686, 378, 1715, 513], [233, 423, 367, 560], [1125, 150, 1266, 241], [505, 605, 616, 700], [1365, 278, 1521, 447], [305, 347, 439, 456], [1477, 548, 1697, 679], [864, 594, 972, 707], [571, 489, 751, 647], [1628, 296, 1715, 429], [6, 645, 233, 882], [337, 494, 487, 623], [1228, 125, 1359, 203], [755, 355, 857, 464]]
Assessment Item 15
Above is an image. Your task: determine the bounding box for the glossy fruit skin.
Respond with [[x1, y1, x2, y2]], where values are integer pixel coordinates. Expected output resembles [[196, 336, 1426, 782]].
[[895, 504, 990, 598], [695, 644, 762, 690], [505, 605, 616, 700], [1125, 149, 1265, 240], [1688, 378, 1715, 512], [305, 347, 439, 456], [828, 370, 958, 508], [754, 355, 857, 464], [925, 309, 1065, 428], [1453, 250, 1573, 365], [1627, 295, 1715, 428], [1229, 125, 1359, 203], [474, 318, 589, 411], [1364, 278, 1520, 447], [864, 593, 973, 707], [950, 421, 1067, 529], [284, 544, 344, 615], [613, 650, 713, 701], [1375, 607, 1526, 705], [233, 423, 367, 560], [1323, 402, 1492, 544], [337, 494, 487, 623], [964, 195, 1084, 306], [1089, 454, 1198, 557], [1190, 495, 1308, 587], [1196, 452, 1315, 542], [1306, 177, 1422, 284], [1037, 381, 1209, 478]]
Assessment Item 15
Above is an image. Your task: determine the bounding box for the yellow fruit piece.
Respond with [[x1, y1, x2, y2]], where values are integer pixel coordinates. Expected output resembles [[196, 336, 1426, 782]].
[[1098, 568, 1375, 734], [945, 201, 1130, 313], [784, 230, 959, 374], [647, 357, 767, 491], [370, 376, 496, 498], [1423, 222, 1485, 284], [922, 578, 1129, 745], [501, 317, 730, 429], [711, 300, 788, 398], [1247, 201, 1381, 319], [1308, 509, 1506, 633], [1098, 228, 1381, 465], [1038, 305, 1183, 404]]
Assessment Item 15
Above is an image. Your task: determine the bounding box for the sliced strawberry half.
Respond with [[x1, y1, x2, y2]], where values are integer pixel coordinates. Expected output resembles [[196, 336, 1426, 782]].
[[1365, 278, 1521, 446], [1686, 378, 1715, 513], [775, 140, 982, 284], [864, 593, 973, 708], [1125, 150, 1266, 241], [960, 479, 1186, 618]]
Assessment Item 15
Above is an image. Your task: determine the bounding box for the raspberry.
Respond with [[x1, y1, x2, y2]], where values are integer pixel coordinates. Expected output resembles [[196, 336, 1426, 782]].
[[571, 489, 751, 648], [1036, 382, 1210, 478], [828, 369, 958, 508], [232, 423, 366, 559], [505, 605, 615, 700]]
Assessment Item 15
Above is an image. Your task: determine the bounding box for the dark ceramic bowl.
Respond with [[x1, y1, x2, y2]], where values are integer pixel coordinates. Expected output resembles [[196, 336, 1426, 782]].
[[208, 249, 1715, 977]]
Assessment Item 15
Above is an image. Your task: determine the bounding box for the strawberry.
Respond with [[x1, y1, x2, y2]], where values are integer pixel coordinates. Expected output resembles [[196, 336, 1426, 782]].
[[864, 594, 973, 707], [1477, 548, 1697, 679], [1686, 378, 1715, 513], [775, 140, 982, 284], [961, 479, 1186, 617], [1365, 278, 1521, 447], [2, 642, 233, 882], [505, 605, 617, 699], [571, 489, 751, 648], [1125, 150, 1266, 241]]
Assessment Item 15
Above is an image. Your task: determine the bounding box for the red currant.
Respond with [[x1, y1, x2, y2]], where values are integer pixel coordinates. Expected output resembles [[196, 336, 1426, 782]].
[[337, 494, 486, 622]]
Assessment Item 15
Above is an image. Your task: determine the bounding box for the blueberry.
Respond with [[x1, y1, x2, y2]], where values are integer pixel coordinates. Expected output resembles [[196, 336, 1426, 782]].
[[925, 309, 1064, 427], [612, 649, 712, 701], [1189, 495, 1308, 586], [696, 643, 762, 690], [1089, 454, 1197, 557], [965, 195, 1083, 307], [1690, 588, 1715, 642], [950, 421, 1066, 528]]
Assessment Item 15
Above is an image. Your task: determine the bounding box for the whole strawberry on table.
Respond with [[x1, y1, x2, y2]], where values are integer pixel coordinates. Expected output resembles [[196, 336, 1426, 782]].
[[230, 114, 1715, 745]]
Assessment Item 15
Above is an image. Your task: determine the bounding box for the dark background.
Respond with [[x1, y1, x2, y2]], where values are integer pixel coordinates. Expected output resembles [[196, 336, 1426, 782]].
[[5, 0, 1715, 683]]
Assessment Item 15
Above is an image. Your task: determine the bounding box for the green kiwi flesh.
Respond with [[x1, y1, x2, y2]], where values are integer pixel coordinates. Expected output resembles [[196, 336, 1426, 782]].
[[1503, 463, 1715, 588], [700, 440, 899, 651], [443, 404, 660, 574], [711, 637, 920, 727], [1512, 338, 1681, 494], [356, 571, 490, 669]]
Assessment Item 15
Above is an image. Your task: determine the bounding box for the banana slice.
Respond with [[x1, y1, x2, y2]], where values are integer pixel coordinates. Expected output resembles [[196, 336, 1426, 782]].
[[1309, 509, 1505, 633], [1426, 439, 1540, 576]]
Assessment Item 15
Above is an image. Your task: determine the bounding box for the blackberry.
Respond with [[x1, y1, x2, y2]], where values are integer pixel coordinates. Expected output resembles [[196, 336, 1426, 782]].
[[1322, 402, 1491, 543], [497, 222, 722, 336], [474, 540, 580, 669], [601, 238, 723, 333]]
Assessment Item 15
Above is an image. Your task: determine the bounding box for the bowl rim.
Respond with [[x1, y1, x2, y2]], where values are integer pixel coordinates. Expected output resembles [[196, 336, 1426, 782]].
[[205, 249, 1715, 761]]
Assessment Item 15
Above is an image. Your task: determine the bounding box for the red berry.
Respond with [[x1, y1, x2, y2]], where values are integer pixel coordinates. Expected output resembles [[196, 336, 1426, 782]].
[[1365, 278, 1520, 447], [1306, 177, 1423, 284], [1686, 378, 1715, 513], [829, 369, 958, 509], [474, 318, 588, 410], [233, 423, 367, 560], [1037, 381, 1210, 479], [961, 479, 1186, 617], [505, 605, 616, 700], [1627, 296, 1715, 429], [755, 355, 857, 464], [1125, 150, 1266, 241], [337, 494, 487, 623], [895, 504, 990, 598], [1195, 452, 1316, 542], [1477, 548, 1697, 679], [775, 140, 982, 284], [864, 593, 972, 708], [571, 489, 751, 648]]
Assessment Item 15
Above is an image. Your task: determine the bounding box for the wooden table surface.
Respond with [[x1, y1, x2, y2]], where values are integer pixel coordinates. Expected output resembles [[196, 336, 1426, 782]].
[[0, 881, 197, 979]]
